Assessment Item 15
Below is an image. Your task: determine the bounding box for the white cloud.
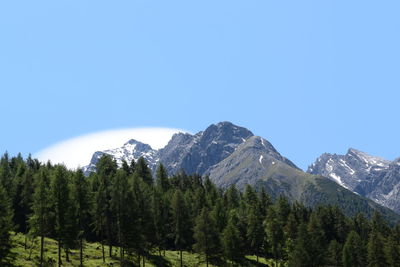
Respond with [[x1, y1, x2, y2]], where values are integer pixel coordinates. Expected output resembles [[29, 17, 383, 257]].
[[34, 127, 188, 169]]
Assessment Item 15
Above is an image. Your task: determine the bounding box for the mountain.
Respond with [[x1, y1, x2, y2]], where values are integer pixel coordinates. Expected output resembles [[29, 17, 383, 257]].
[[83, 122, 400, 223], [83, 139, 159, 175], [206, 137, 399, 223], [308, 149, 400, 213], [85, 121, 253, 176], [159, 121, 254, 175]]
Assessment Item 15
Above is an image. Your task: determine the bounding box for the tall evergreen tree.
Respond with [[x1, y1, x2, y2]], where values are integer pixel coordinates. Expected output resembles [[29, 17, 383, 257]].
[[171, 189, 190, 267], [342, 230, 366, 267], [327, 239, 342, 267], [246, 206, 264, 262], [367, 231, 387, 267], [265, 206, 284, 264], [72, 169, 91, 267], [156, 164, 169, 192], [193, 208, 220, 267], [0, 184, 13, 265], [50, 165, 71, 266], [95, 155, 117, 259], [110, 169, 131, 266], [29, 167, 51, 267], [152, 187, 170, 256], [19, 167, 35, 237], [385, 235, 400, 267], [306, 212, 327, 266], [222, 212, 244, 265], [288, 223, 313, 267], [131, 174, 155, 265], [134, 157, 153, 185]]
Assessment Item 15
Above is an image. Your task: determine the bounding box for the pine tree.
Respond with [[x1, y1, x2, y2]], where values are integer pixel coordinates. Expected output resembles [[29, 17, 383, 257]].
[[342, 230, 366, 267], [288, 223, 312, 267], [193, 208, 220, 267], [327, 239, 342, 267], [20, 167, 35, 238], [0, 152, 12, 198], [29, 167, 51, 267], [50, 165, 71, 266], [152, 187, 170, 256], [265, 206, 284, 264], [385, 235, 400, 267], [0, 184, 13, 264], [258, 187, 272, 217], [211, 198, 227, 233], [246, 207, 264, 262], [72, 169, 91, 267], [134, 157, 153, 185], [171, 189, 190, 267], [131, 174, 156, 265], [156, 164, 169, 192], [95, 155, 117, 259], [222, 213, 244, 265], [110, 169, 131, 266], [243, 184, 258, 209], [225, 185, 240, 210], [367, 231, 387, 267], [306, 212, 326, 266]]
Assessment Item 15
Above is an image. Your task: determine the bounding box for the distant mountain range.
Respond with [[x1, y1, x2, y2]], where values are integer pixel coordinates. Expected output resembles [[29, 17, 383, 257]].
[[83, 122, 400, 223], [308, 149, 400, 213]]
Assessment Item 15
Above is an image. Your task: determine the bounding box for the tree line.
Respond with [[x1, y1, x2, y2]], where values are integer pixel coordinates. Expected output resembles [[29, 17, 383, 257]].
[[0, 152, 400, 266]]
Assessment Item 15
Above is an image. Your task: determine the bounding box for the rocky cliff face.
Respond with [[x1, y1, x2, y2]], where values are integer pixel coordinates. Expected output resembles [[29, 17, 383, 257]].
[[308, 149, 400, 213], [82, 122, 400, 221], [84, 121, 253, 176], [158, 121, 254, 176]]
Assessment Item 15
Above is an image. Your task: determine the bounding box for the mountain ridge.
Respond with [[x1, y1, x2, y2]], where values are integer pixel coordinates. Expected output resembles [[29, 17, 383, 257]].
[[83, 121, 400, 222], [308, 149, 400, 213]]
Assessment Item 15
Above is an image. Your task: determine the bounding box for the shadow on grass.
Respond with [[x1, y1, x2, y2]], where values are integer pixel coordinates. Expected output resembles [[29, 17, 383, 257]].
[[146, 253, 172, 267]]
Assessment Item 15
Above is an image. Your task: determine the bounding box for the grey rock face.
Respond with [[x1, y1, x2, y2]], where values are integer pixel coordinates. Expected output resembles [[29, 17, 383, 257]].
[[308, 149, 400, 213], [207, 135, 299, 190], [159, 121, 254, 175], [84, 121, 253, 176], [83, 139, 159, 175]]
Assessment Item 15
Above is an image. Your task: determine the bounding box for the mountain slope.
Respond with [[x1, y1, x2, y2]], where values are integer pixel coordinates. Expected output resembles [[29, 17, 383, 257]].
[[83, 122, 400, 223], [308, 149, 400, 213], [159, 121, 254, 175], [207, 137, 400, 223]]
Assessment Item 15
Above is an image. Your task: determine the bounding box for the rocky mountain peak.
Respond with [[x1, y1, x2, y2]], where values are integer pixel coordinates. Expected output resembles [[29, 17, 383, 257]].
[[124, 139, 154, 152], [309, 148, 400, 213]]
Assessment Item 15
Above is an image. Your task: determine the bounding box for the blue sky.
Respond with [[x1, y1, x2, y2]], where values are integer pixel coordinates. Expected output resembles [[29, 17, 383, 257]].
[[1, 0, 399, 170]]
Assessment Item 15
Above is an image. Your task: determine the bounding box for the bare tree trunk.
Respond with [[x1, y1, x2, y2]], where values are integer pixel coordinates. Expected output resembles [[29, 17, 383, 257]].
[[67, 248, 70, 262], [40, 235, 44, 267], [120, 246, 124, 266], [58, 239, 62, 267], [80, 237, 83, 267]]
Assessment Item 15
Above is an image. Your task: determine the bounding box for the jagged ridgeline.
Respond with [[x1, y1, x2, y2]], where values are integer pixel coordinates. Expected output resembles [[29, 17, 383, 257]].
[[309, 149, 400, 213], [1, 153, 400, 266], [84, 122, 400, 223]]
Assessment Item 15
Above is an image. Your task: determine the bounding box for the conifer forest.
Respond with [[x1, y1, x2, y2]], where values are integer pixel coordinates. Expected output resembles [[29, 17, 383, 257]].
[[0, 152, 399, 267]]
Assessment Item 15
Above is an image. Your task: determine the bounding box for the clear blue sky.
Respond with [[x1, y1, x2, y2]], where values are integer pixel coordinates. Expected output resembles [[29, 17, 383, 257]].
[[1, 0, 399, 170]]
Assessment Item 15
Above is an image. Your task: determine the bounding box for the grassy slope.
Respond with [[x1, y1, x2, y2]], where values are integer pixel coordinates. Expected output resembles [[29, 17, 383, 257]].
[[10, 233, 272, 267]]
